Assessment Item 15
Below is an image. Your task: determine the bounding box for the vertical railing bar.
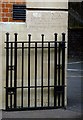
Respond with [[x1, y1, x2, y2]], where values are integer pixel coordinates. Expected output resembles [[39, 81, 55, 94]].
[[48, 42, 50, 107], [21, 42, 24, 108], [54, 33, 57, 107], [6, 33, 9, 110], [62, 33, 65, 107], [35, 42, 37, 107], [58, 43, 60, 85], [28, 34, 31, 107], [14, 33, 18, 108], [10, 43, 13, 87], [58, 42, 61, 106], [41, 34, 44, 107], [10, 43, 13, 108]]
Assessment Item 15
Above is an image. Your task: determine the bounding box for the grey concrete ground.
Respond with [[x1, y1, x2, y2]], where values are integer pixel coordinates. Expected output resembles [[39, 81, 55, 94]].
[[1, 58, 83, 119], [1, 109, 82, 118], [67, 59, 82, 113], [0, 110, 2, 120]]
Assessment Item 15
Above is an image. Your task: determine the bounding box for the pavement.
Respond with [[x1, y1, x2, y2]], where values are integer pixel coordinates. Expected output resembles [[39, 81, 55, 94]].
[[0, 111, 2, 120], [67, 58, 82, 113], [0, 57, 83, 119], [1, 109, 82, 119]]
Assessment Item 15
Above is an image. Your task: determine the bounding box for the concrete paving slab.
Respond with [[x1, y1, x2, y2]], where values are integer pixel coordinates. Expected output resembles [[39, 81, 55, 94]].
[[2, 109, 82, 118], [0, 110, 2, 120]]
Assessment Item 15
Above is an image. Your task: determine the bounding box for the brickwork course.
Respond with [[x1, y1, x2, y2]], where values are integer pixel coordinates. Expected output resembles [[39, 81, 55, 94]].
[[0, 0, 26, 22]]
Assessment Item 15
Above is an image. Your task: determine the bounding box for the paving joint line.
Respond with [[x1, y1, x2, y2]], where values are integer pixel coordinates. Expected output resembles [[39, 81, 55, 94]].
[[68, 61, 83, 64]]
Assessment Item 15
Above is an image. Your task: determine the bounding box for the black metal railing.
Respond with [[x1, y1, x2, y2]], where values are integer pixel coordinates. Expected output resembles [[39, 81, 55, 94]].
[[5, 33, 66, 111]]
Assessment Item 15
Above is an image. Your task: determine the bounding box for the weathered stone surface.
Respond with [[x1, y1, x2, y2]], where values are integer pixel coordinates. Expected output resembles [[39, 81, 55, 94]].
[[26, 11, 68, 41]]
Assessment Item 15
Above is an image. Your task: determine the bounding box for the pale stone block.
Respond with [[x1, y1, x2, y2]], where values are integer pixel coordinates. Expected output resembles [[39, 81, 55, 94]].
[[26, 1, 68, 9], [26, 11, 68, 41]]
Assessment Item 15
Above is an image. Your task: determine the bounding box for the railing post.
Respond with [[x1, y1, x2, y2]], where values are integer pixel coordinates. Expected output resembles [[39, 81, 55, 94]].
[[62, 33, 65, 42], [28, 34, 31, 107], [48, 42, 50, 107], [54, 33, 57, 107], [21, 42, 24, 108], [62, 33, 66, 107], [6, 32, 9, 110], [41, 34, 44, 107], [10, 42, 13, 109], [14, 33, 18, 108], [35, 42, 37, 107]]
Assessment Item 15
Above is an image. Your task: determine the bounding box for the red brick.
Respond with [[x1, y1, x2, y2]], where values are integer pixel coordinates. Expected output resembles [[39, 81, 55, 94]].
[[0, 18, 2, 22], [6, 3, 12, 8], [9, 18, 24, 22], [9, 18, 23, 22], [2, 18, 8, 22], [15, 20, 24, 22], [2, 8, 8, 12], [1, 13, 6, 17], [15, 0, 25, 3], [15, 0, 25, 4], [0, 3, 2, 8], [8, 8, 12, 12], [9, 1, 13, 3], [3, 0, 9, 3], [0, 8, 1, 12], [6, 13, 12, 17], [16, 2, 23, 4], [1, 3, 6, 8], [9, 18, 13, 22]]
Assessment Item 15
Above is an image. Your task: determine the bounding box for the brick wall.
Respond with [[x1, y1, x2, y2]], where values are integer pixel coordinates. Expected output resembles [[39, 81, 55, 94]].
[[0, 0, 26, 22]]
